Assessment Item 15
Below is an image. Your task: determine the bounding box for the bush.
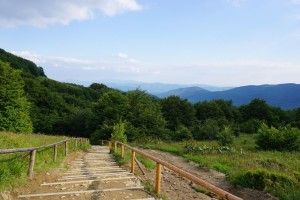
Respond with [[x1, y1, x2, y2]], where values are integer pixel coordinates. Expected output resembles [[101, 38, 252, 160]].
[[111, 120, 127, 143], [193, 119, 220, 140], [218, 126, 235, 146], [240, 119, 262, 134], [231, 169, 300, 199], [173, 125, 193, 141], [256, 123, 300, 151]]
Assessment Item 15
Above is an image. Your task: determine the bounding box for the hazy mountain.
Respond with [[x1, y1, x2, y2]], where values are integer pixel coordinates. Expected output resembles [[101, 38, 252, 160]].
[[64, 79, 232, 93], [156, 83, 300, 110]]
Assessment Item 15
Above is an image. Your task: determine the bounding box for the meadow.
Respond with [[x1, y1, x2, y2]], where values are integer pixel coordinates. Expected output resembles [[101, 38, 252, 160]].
[[131, 134, 300, 200], [0, 132, 90, 191]]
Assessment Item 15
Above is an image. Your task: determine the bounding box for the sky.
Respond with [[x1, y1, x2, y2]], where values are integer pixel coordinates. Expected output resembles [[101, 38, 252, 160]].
[[0, 0, 300, 87]]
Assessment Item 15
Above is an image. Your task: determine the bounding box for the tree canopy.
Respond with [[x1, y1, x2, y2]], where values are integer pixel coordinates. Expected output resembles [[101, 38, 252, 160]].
[[0, 61, 33, 133]]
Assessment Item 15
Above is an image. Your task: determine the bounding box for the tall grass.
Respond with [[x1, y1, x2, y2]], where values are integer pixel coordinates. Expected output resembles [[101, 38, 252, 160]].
[[140, 134, 300, 200], [0, 131, 90, 191]]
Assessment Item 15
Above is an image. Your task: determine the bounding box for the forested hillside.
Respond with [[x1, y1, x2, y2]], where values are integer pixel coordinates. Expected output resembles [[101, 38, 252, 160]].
[[1, 48, 300, 144]]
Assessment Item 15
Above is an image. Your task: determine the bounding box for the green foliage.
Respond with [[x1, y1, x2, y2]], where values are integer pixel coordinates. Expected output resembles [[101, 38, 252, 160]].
[[111, 120, 127, 143], [185, 143, 242, 155], [239, 119, 262, 134], [126, 90, 168, 140], [256, 123, 300, 151], [173, 125, 193, 141], [0, 132, 90, 191], [0, 48, 46, 77], [192, 119, 220, 140], [231, 169, 299, 199], [161, 96, 196, 130], [143, 139, 300, 200], [0, 61, 33, 133], [217, 126, 235, 146]]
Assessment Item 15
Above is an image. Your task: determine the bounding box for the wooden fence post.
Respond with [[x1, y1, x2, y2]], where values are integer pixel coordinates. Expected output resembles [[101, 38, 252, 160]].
[[114, 141, 117, 153], [75, 139, 78, 151], [155, 163, 162, 194], [121, 144, 124, 158], [131, 150, 135, 174], [65, 141, 68, 157], [53, 145, 57, 162], [28, 150, 36, 179], [108, 141, 112, 151]]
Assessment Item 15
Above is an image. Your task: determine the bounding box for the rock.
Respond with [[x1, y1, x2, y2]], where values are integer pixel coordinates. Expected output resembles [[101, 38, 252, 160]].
[[60, 196, 66, 199], [46, 172, 50, 176], [60, 187, 67, 190]]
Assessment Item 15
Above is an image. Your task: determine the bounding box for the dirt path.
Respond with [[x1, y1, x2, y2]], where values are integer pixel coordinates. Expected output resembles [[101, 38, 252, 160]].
[[138, 149, 277, 200], [13, 146, 154, 200]]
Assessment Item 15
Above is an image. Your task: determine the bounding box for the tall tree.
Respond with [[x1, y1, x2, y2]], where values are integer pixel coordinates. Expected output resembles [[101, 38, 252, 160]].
[[161, 96, 196, 131], [0, 61, 33, 133]]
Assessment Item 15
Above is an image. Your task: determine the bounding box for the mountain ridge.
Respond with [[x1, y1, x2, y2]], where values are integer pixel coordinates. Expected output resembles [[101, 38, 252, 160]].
[[156, 83, 300, 110]]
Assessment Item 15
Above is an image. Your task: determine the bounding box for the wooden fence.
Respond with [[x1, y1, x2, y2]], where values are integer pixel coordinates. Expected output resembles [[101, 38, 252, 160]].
[[0, 138, 89, 179], [102, 140, 243, 200]]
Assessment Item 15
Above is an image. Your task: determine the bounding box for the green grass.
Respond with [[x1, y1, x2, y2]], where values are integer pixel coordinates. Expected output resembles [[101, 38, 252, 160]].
[[139, 134, 300, 200], [0, 131, 90, 191]]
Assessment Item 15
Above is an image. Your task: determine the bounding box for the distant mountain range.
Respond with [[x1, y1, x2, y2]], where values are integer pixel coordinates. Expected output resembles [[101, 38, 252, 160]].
[[66, 79, 300, 109], [64, 79, 232, 93], [156, 83, 300, 110]]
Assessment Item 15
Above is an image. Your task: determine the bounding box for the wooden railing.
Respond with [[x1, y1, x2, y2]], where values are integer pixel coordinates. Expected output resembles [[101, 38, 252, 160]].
[[103, 140, 243, 200], [0, 138, 89, 179]]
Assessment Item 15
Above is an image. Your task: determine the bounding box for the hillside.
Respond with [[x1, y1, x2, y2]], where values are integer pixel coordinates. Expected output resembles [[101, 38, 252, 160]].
[[0, 131, 89, 191], [156, 84, 300, 110], [0, 48, 112, 136]]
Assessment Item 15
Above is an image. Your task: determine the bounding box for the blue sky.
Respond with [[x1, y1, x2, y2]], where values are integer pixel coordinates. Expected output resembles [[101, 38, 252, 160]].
[[0, 0, 300, 86]]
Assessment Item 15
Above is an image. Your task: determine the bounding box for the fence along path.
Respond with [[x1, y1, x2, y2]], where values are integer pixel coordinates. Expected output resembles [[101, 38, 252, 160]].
[[18, 146, 155, 200]]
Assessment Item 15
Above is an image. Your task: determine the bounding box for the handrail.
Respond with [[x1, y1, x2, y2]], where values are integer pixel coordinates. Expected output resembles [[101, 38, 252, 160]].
[[0, 137, 89, 179], [0, 139, 77, 154], [110, 141, 243, 200]]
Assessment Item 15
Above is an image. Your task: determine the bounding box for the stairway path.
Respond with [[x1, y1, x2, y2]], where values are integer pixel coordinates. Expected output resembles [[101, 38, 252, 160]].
[[18, 146, 155, 200]]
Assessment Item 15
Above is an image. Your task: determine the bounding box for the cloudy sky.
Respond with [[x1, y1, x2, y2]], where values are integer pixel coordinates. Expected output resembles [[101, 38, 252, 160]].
[[1, 0, 300, 86]]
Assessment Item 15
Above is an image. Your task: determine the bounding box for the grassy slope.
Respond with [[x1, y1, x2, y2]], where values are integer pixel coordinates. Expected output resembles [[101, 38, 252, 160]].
[[0, 132, 90, 191], [138, 134, 300, 200]]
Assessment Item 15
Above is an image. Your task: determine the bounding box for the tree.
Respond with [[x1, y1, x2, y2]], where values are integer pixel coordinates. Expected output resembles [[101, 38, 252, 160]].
[[239, 99, 273, 125], [217, 126, 234, 146], [126, 90, 168, 140], [0, 61, 33, 133], [173, 125, 193, 141], [111, 120, 127, 143], [256, 123, 300, 151], [161, 96, 196, 131]]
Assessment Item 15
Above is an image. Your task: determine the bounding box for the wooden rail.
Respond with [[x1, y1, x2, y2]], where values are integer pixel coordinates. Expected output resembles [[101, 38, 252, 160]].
[[0, 138, 89, 179], [108, 141, 243, 200]]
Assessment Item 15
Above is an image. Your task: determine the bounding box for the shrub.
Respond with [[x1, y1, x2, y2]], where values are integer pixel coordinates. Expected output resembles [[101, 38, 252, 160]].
[[195, 119, 220, 140], [240, 119, 262, 134], [111, 120, 127, 143], [256, 123, 300, 151], [173, 125, 193, 141], [217, 126, 235, 146], [231, 169, 300, 198]]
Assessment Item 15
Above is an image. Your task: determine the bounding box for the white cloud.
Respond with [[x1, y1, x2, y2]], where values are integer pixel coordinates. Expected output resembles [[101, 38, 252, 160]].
[[11, 51, 92, 65], [112, 52, 141, 64], [113, 52, 129, 59], [0, 0, 142, 27], [128, 58, 141, 64], [10, 50, 300, 86]]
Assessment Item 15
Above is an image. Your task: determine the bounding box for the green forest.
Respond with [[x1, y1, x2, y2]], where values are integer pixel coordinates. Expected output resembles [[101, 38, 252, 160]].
[[1, 48, 300, 145]]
